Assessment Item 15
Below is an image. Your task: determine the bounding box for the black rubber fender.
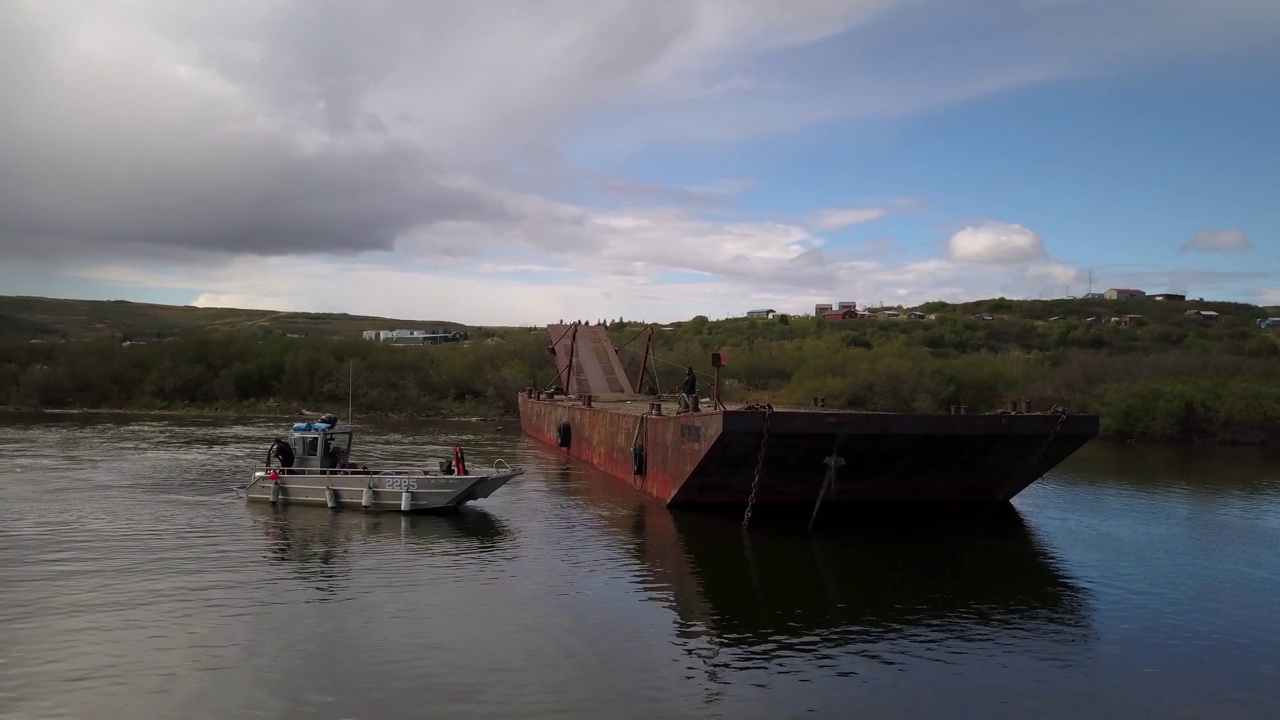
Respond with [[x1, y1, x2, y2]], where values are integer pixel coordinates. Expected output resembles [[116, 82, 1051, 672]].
[[556, 421, 571, 448], [631, 442, 646, 476]]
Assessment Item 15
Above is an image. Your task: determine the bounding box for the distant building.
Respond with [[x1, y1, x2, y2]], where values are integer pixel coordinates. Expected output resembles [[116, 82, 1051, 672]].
[[745, 308, 776, 319], [1104, 288, 1146, 300], [973, 313, 995, 321], [1150, 293, 1186, 302], [815, 301, 857, 315], [821, 309, 859, 320], [1258, 318, 1280, 328], [878, 310, 901, 319], [1082, 292, 1105, 299], [1185, 310, 1220, 322], [363, 328, 467, 345], [906, 311, 926, 320], [1112, 314, 1144, 327]]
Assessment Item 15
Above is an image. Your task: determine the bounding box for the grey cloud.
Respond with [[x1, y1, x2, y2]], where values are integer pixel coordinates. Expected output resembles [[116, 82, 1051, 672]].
[[0, 139, 515, 259], [596, 178, 754, 207], [1178, 228, 1254, 254], [3, 0, 1278, 271], [0, 3, 521, 261], [0, 0, 891, 264]]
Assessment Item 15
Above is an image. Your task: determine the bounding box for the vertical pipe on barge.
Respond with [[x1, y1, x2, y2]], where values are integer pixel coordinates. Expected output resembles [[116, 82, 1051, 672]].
[[633, 326, 655, 394], [710, 352, 726, 410]]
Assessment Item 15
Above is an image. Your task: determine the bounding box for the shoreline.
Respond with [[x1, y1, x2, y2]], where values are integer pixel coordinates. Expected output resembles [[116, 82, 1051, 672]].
[[0, 405, 518, 422], [2, 405, 1273, 447]]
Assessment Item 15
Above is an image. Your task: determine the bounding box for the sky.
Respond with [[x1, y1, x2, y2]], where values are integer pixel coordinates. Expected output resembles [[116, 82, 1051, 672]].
[[1, 0, 1278, 325]]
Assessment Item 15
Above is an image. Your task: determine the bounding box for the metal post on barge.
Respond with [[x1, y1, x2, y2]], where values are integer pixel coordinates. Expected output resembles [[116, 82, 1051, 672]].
[[711, 352, 726, 411]]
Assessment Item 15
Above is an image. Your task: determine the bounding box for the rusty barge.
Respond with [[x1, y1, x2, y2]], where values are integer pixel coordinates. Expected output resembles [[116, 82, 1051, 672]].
[[518, 323, 1099, 513]]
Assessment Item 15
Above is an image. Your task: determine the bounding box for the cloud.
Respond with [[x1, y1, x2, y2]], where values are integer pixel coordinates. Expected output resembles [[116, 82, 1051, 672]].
[[1257, 289, 1280, 306], [1178, 228, 1254, 254], [1, 1, 1277, 321], [0, 0, 900, 264], [947, 222, 1048, 265], [809, 208, 889, 231], [60, 203, 1088, 324], [596, 178, 754, 208], [807, 197, 923, 231], [1077, 267, 1275, 299], [560, 0, 1280, 155]]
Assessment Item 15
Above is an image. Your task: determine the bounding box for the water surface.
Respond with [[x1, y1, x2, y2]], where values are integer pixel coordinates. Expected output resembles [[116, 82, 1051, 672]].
[[1, 413, 1277, 719]]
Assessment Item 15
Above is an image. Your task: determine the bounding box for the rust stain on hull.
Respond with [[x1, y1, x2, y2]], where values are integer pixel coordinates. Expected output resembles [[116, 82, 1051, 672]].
[[518, 394, 1099, 508]]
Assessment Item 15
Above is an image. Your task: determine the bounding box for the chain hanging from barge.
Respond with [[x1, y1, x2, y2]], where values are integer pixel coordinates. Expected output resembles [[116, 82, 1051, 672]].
[[740, 403, 773, 532]]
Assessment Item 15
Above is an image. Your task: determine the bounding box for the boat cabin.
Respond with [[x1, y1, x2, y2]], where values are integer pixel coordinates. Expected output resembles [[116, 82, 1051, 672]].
[[272, 417, 354, 470]]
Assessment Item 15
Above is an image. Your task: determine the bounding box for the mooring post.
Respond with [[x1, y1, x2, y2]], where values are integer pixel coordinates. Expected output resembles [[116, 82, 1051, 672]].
[[710, 351, 726, 410]]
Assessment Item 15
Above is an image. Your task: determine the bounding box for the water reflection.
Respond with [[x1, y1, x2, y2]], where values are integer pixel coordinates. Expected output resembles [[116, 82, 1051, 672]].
[[546, 454, 1093, 667], [246, 504, 514, 594], [657, 508, 1090, 651], [1059, 440, 1279, 492]]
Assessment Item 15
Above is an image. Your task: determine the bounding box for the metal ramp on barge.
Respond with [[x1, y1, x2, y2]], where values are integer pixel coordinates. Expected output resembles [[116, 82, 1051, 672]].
[[546, 323, 636, 400]]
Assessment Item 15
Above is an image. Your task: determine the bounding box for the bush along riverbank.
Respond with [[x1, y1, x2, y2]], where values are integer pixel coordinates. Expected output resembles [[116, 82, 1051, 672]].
[[3, 305, 1279, 444], [0, 333, 545, 421]]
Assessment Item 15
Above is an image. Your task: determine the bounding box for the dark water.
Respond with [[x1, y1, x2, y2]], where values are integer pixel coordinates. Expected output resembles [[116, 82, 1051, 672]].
[[1, 414, 1278, 720]]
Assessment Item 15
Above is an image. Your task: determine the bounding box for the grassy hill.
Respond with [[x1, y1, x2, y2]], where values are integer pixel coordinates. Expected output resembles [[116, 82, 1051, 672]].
[[912, 296, 1278, 326], [2, 293, 1278, 443], [598, 296, 1280, 444], [0, 295, 467, 342]]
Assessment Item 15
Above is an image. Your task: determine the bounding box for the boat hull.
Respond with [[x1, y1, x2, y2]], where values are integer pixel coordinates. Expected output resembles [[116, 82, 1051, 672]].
[[240, 469, 523, 512], [517, 394, 1098, 510]]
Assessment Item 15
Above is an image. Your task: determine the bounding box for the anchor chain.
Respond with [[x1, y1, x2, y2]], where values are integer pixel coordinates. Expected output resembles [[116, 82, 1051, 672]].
[[741, 403, 773, 532], [1034, 410, 1069, 459], [1000, 408, 1070, 505]]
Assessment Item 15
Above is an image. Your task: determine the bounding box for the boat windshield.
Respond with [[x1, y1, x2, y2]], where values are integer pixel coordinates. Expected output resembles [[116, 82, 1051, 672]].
[[290, 431, 353, 465], [326, 431, 352, 456]]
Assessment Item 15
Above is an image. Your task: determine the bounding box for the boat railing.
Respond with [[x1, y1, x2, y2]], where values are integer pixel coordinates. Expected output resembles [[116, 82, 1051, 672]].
[[254, 465, 517, 477]]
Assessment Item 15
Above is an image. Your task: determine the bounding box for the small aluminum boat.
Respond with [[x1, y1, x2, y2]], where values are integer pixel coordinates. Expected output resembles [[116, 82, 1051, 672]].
[[235, 414, 523, 512]]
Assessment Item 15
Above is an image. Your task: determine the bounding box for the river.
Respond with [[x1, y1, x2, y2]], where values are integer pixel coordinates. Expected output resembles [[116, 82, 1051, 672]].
[[1, 413, 1277, 719]]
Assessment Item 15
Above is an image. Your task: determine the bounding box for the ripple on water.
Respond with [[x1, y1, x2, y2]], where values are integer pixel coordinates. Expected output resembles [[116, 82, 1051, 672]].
[[1, 416, 1279, 719]]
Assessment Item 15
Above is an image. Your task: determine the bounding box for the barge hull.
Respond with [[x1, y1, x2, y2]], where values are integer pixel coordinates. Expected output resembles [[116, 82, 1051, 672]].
[[518, 394, 1098, 508]]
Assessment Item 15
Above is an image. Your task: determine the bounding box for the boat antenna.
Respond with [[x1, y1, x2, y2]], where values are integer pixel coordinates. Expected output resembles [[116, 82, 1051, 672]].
[[348, 359, 354, 424]]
